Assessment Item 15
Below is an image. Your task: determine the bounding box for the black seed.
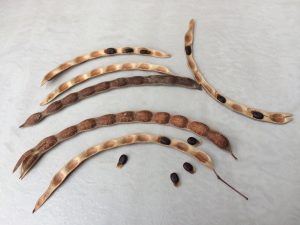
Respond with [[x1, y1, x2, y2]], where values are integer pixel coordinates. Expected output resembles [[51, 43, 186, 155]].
[[170, 173, 179, 186], [185, 46, 192, 55], [104, 48, 117, 54], [122, 47, 134, 53], [117, 154, 128, 168], [159, 136, 171, 145], [217, 94, 226, 103], [251, 111, 264, 120], [183, 162, 194, 174], [187, 137, 199, 145], [140, 49, 151, 54]]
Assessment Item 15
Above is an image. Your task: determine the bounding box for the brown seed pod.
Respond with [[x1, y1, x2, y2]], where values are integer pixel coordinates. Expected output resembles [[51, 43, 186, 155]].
[[40, 63, 175, 105], [20, 75, 202, 127], [14, 110, 233, 179], [170, 172, 180, 186], [117, 154, 128, 168], [184, 19, 293, 124], [41, 47, 171, 85], [32, 133, 247, 213]]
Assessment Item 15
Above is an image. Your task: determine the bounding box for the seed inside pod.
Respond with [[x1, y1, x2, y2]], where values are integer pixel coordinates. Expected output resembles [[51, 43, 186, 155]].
[[104, 48, 117, 54], [158, 136, 171, 145], [183, 162, 195, 174], [251, 111, 264, 119], [170, 173, 180, 187], [187, 137, 200, 145], [117, 154, 128, 168], [122, 47, 134, 53], [185, 46, 192, 55], [140, 49, 151, 54], [216, 94, 226, 103]]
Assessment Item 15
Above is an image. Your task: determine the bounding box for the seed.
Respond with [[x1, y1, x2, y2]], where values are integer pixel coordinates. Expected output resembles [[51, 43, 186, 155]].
[[251, 111, 264, 119], [140, 49, 151, 54], [117, 154, 128, 168], [104, 48, 117, 54], [216, 94, 226, 103], [187, 137, 199, 145], [122, 47, 134, 53], [170, 173, 179, 186], [159, 136, 171, 145], [185, 46, 192, 55], [183, 162, 194, 174]]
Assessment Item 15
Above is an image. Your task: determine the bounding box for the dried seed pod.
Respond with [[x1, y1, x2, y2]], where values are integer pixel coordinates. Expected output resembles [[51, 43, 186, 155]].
[[40, 63, 175, 105], [41, 47, 171, 85], [187, 137, 200, 146], [20, 75, 202, 127], [170, 173, 180, 186], [14, 110, 233, 179], [117, 154, 128, 168], [184, 19, 293, 124], [183, 162, 195, 174], [32, 133, 247, 213]]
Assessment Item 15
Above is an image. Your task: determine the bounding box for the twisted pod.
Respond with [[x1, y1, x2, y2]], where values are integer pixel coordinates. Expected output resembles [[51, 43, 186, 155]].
[[41, 63, 175, 105], [41, 47, 171, 85], [14, 110, 234, 179], [33, 133, 248, 213], [21, 75, 201, 127], [184, 19, 292, 124]]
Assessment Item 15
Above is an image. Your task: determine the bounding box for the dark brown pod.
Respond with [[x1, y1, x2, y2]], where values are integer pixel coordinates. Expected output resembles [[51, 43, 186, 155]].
[[183, 162, 195, 174], [170, 173, 180, 187], [117, 154, 128, 168]]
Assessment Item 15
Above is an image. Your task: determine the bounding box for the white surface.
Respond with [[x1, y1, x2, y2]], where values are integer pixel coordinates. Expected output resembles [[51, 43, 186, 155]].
[[0, 0, 300, 224]]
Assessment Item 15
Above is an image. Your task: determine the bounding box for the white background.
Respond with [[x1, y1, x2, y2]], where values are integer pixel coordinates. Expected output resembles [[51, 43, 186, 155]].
[[0, 0, 299, 224]]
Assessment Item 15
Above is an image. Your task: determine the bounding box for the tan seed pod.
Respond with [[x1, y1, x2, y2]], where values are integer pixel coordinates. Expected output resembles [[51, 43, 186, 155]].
[[41, 47, 171, 85], [14, 110, 233, 179], [184, 19, 293, 124], [40, 63, 175, 105], [32, 133, 247, 213], [21, 75, 202, 127]]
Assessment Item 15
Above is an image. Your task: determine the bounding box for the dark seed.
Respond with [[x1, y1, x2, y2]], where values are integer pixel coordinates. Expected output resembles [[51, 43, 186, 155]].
[[183, 162, 194, 174], [122, 47, 134, 53], [140, 49, 151, 54], [117, 154, 128, 168], [159, 136, 171, 145], [104, 48, 117, 54], [185, 46, 192, 55], [251, 111, 264, 120], [187, 137, 199, 145], [217, 94, 226, 103], [170, 173, 179, 186]]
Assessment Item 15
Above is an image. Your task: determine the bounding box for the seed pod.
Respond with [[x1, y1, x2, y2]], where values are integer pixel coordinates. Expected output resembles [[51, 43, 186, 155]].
[[170, 172, 180, 187], [117, 154, 128, 168], [187, 137, 200, 146], [183, 162, 195, 174]]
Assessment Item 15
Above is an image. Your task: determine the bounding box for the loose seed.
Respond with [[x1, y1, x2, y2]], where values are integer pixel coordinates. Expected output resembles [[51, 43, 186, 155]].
[[183, 162, 194, 174], [170, 173, 179, 186], [187, 137, 199, 145], [117, 154, 128, 168]]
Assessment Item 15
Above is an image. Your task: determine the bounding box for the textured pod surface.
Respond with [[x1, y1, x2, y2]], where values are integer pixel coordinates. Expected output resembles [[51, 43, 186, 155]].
[[32, 133, 213, 212], [20, 75, 202, 127], [41, 63, 176, 105], [41, 47, 171, 85], [14, 110, 231, 178], [185, 19, 293, 124]]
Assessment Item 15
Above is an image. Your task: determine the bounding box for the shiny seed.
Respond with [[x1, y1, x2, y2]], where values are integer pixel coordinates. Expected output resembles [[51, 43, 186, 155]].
[[170, 173, 179, 186], [104, 48, 117, 54], [183, 162, 194, 174], [159, 136, 171, 145], [187, 137, 199, 145], [185, 46, 192, 55], [251, 111, 264, 119], [117, 154, 128, 168], [217, 94, 226, 103]]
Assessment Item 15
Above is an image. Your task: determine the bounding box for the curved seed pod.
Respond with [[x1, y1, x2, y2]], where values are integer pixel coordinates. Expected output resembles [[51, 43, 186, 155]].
[[32, 133, 247, 213], [41, 63, 175, 105], [185, 19, 293, 124], [14, 110, 233, 179], [21, 75, 202, 127], [41, 47, 171, 85]]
